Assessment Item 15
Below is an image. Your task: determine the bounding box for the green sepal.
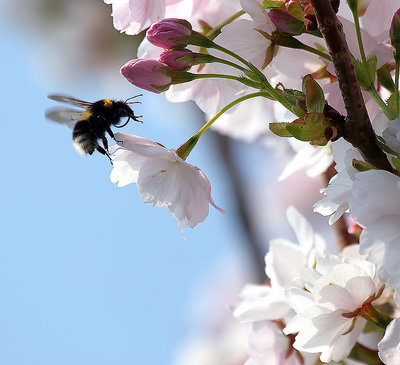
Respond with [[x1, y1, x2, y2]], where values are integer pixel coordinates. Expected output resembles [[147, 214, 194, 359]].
[[386, 93, 398, 117], [269, 122, 293, 137], [286, 114, 325, 143], [377, 137, 399, 156], [285, 2, 307, 23], [263, 43, 278, 69], [270, 112, 337, 146], [302, 74, 326, 113], [353, 55, 377, 89], [392, 156, 400, 172], [260, 1, 285, 9], [275, 83, 307, 112], [352, 159, 377, 171], [377, 64, 395, 93], [176, 135, 199, 160]]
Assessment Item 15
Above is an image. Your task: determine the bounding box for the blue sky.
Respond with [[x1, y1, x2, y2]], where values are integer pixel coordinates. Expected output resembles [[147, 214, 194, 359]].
[[0, 10, 255, 365]]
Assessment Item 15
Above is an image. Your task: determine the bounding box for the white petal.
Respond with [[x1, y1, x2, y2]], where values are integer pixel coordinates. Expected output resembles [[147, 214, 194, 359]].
[[137, 155, 223, 229], [378, 318, 400, 364], [266, 239, 306, 289], [286, 206, 314, 253]]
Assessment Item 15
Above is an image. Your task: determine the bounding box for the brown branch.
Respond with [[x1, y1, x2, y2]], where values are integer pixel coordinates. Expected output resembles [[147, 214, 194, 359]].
[[310, 0, 394, 172]]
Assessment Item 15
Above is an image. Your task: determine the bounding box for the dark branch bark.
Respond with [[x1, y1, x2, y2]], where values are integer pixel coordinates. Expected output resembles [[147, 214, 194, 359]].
[[310, 0, 394, 172]]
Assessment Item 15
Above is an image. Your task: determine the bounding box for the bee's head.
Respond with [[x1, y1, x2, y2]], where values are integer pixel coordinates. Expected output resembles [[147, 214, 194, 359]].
[[114, 95, 143, 128]]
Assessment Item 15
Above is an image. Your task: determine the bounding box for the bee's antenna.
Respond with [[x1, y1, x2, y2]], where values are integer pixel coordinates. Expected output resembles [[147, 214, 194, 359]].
[[125, 94, 143, 104]]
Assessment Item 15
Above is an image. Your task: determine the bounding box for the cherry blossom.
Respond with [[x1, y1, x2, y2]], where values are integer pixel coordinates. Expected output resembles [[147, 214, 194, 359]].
[[233, 207, 326, 323], [378, 318, 400, 364], [284, 251, 384, 363], [350, 170, 400, 288], [104, 0, 166, 35], [109, 132, 225, 230], [245, 320, 319, 365], [314, 139, 362, 224]]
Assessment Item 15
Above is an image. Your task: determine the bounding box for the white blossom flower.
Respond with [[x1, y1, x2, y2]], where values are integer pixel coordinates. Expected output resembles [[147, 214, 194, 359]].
[[233, 207, 326, 323], [245, 320, 319, 365], [104, 0, 167, 35], [350, 169, 400, 288], [109, 132, 225, 230], [284, 251, 383, 363], [378, 318, 400, 364], [314, 139, 362, 224]]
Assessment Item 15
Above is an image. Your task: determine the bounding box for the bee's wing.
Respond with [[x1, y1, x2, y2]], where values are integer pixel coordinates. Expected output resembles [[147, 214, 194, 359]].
[[48, 94, 93, 108], [45, 107, 85, 129]]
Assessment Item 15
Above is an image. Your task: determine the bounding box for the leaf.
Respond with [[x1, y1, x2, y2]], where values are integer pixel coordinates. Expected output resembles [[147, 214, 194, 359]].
[[260, 1, 285, 9], [352, 56, 377, 89], [352, 159, 376, 171], [392, 156, 400, 172], [302, 74, 325, 113], [377, 64, 395, 93], [386, 93, 398, 116], [269, 122, 293, 137], [365, 55, 377, 84], [275, 84, 307, 112], [286, 121, 324, 141]]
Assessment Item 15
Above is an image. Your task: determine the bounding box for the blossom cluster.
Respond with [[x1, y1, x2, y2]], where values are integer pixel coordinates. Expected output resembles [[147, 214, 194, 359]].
[[94, 0, 400, 363]]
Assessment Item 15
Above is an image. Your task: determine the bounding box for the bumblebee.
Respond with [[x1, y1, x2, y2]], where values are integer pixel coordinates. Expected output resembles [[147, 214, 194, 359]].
[[46, 94, 142, 161]]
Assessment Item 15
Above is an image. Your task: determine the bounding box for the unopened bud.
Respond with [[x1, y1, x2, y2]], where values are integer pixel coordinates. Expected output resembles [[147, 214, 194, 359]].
[[147, 18, 192, 49], [390, 8, 400, 61], [120, 59, 173, 93], [159, 49, 194, 71]]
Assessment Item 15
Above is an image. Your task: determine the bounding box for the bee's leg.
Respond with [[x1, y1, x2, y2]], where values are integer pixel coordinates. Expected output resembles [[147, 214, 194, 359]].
[[96, 146, 113, 165], [101, 136, 109, 152], [107, 127, 115, 140], [108, 127, 123, 144]]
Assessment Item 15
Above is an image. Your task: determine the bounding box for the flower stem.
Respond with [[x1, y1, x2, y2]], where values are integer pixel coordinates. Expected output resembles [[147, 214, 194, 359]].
[[351, 7, 396, 120], [193, 73, 262, 88], [352, 9, 367, 65], [209, 42, 305, 118], [176, 92, 269, 160], [212, 56, 248, 73], [211, 42, 254, 70], [196, 92, 269, 137], [300, 43, 331, 61], [207, 10, 245, 40]]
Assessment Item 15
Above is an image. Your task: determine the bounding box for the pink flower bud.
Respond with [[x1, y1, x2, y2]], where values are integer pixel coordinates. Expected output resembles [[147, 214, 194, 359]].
[[268, 9, 305, 35], [159, 49, 193, 71], [120, 59, 172, 93], [147, 18, 192, 49]]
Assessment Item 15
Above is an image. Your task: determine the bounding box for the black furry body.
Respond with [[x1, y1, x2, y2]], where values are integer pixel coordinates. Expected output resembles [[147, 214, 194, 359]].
[[72, 100, 135, 155], [46, 95, 141, 160]]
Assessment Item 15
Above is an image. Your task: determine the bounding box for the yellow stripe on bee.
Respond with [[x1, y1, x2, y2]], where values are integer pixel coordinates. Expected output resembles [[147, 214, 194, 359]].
[[103, 99, 113, 108], [78, 109, 92, 122]]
